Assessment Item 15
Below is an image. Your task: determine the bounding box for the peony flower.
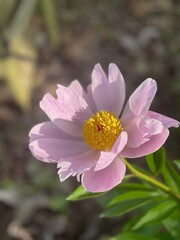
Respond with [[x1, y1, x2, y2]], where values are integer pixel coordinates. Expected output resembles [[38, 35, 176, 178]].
[[29, 63, 179, 192]]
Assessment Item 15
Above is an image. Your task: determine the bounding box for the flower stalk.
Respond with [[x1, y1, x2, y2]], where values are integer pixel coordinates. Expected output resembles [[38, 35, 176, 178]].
[[121, 157, 180, 202]]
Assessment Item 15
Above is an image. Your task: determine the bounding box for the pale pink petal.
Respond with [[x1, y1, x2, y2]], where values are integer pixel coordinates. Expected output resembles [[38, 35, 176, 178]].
[[58, 150, 99, 181], [86, 84, 97, 113], [121, 128, 169, 158], [57, 161, 73, 181], [125, 117, 163, 148], [108, 63, 125, 115], [56, 83, 93, 123], [111, 131, 128, 153], [68, 80, 85, 96], [91, 64, 109, 111], [29, 122, 80, 142], [94, 131, 128, 171], [140, 117, 163, 136], [148, 111, 180, 128], [29, 138, 89, 163], [69, 80, 96, 114], [82, 157, 126, 192], [125, 118, 149, 148], [121, 78, 157, 124], [91, 64, 125, 116], [40, 94, 86, 137]]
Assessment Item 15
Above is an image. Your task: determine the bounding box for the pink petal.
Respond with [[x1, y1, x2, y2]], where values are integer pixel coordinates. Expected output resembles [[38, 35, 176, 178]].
[[91, 64, 125, 116], [29, 138, 89, 163], [148, 111, 180, 128], [121, 78, 157, 124], [121, 128, 169, 158], [94, 131, 128, 171], [111, 131, 128, 153], [69, 80, 97, 114], [57, 150, 99, 181], [29, 122, 80, 142], [125, 116, 163, 148], [57, 81, 92, 122], [40, 93, 87, 137], [82, 157, 126, 192], [108, 63, 125, 116], [86, 84, 97, 113], [91, 64, 109, 111], [125, 118, 149, 148], [140, 117, 163, 136]]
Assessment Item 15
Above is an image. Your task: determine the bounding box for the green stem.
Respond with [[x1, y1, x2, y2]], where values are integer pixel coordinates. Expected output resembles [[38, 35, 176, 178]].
[[122, 157, 180, 202]]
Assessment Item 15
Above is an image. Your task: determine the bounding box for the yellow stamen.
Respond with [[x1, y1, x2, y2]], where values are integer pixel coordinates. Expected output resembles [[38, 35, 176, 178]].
[[83, 110, 123, 151]]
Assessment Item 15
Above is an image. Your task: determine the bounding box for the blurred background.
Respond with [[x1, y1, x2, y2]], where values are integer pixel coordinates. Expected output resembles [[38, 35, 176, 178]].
[[0, 0, 179, 239]]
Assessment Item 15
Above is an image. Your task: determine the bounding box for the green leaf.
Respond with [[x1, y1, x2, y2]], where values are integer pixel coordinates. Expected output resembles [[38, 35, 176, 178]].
[[108, 190, 160, 206], [163, 210, 180, 239], [66, 185, 105, 201], [162, 160, 180, 193], [146, 148, 165, 174], [111, 232, 159, 240], [173, 160, 180, 171], [101, 198, 152, 218], [118, 183, 153, 191], [133, 200, 178, 230]]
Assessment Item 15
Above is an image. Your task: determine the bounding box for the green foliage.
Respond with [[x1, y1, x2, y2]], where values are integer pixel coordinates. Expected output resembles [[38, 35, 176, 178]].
[[162, 160, 180, 193], [146, 147, 165, 175], [163, 210, 180, 239], [67, 185, 105, 201], [133, 200, 178, 230], [68, 148, 180, 239], [101, 198, 153, 218], [111, 232, 159, 240], [173, 160, 180, 170]]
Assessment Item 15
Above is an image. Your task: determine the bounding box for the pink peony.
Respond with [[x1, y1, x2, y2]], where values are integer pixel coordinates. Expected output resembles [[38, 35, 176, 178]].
[[29, 64, 179, 192]]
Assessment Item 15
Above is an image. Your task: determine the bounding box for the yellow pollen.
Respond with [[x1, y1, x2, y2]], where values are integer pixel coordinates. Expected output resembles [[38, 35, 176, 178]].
[[83, 110, 123, 151]]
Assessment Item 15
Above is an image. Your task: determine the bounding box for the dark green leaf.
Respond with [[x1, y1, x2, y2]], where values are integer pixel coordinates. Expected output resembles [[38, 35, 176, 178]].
[[163, 210, 180, 239], [66, 185, 105, 201], [111, 232, 159, 240], [108, 190, 160, 206], [146, 153, 156, 173], [118, 183, 153, 191], [133, 200, 178, 230], [146, 148, 165, 174], [101, 198, 152, 218], [173, 160, 180, 171], [162, 160, 180, 193]]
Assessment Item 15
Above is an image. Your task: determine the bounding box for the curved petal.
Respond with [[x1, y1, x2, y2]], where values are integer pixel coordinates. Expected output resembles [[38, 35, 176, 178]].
[[108, 63, 125, 116], [57, 149, 99, 181], [125, 116, 163, 148], [91, 64, 125, 116], [121, 78, 157, 125], [82, 157, 126, 192], [29, 122, 81, 142], [94, 131, 128, 171], [148, 111, 180, 128], [125, 118, 149, 148], [86, 84, 97, 113], [69, 80, 97, 114], [57, 81, 92, 123], [91, 64, 109, 111], [29, 138, 89, 163], [121, 128, 169, 158], [40, 93, 89, 137]]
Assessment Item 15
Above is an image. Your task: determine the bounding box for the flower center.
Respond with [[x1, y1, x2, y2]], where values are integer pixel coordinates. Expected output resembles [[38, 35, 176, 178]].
[[83, 110, 123, 151]]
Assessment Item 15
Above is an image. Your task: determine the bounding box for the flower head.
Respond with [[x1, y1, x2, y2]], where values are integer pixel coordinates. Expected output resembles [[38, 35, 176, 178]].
[[29, 64, 179, 192]]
